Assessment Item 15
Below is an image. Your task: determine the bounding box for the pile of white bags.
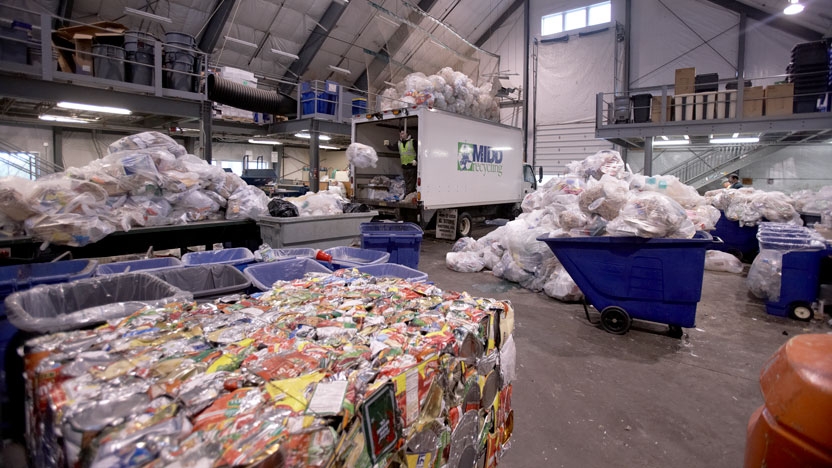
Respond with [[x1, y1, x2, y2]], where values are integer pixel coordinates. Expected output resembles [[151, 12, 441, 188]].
[[704, 187, 802, 226], [0, 132, 269, 246], [379, 67, 500, 121]]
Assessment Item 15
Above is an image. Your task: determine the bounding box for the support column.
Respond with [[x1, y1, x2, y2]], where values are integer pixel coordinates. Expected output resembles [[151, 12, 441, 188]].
[[200, 101, 212, 163], [52, 127, 63, 168], [644, 137, 653, 176], [522, 0, 530, 164], [736, 11, 747, 120], [309, 120, 320, 192]]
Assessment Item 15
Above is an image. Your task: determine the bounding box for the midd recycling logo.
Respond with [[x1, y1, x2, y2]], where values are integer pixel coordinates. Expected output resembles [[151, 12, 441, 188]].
[[457, 142, 503, 176]]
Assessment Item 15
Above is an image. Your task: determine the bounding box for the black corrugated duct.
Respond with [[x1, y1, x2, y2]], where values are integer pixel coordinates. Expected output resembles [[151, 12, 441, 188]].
[[207, 74, 296, 117]]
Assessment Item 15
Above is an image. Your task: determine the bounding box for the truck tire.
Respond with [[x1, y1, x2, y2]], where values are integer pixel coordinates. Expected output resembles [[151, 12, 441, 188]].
[[457, 212, 473, 238]]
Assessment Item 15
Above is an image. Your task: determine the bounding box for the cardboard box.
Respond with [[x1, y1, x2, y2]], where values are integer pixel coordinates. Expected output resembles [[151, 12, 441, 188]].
[[341, 181, 353, 199], [73, 34, 93, 75], [673, 94, 694, 121], [742, 86, 764, 118], [675, 68, 696, 95], [54, 21, 126, 75], [764, 83, 794, 116], [651, 96, 672, 122]]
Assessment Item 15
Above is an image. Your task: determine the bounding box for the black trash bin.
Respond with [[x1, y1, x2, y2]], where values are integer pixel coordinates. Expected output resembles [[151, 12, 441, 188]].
[[92, 44, 125, 82], [631, 93, 652, 123]]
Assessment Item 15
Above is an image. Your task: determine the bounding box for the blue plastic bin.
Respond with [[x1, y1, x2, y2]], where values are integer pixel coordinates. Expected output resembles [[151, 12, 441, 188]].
[[360, 222, 423, 269], [0, 259, 98, 317], [96, 257, 182, 275], [255, 248, 318, 262], [352, 97, 367, 115], [356, 263, 428, 282], [709, 211, 759, 260], [755, 225, 829, 320], [150, 264, 250, 301], [244, 258, 332, 291], [182, 248, 255, 271], [537, 232, 716, 336], [321, 246, 390, 270]]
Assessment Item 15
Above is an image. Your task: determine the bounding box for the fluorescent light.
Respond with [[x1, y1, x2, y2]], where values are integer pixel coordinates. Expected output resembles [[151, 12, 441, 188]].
[[328, 65, 351, 75], [124, 7, 172, 24], [710, 137, 760, 144], [491, 147, 513, 151], [683, 135, 689, 140], [57, 102, 131, 115], [732, 132, 739, 138], [225, 36, 258, 48], [784, 0, 804, 14], [39, 115, 90, 124], [319, 145, 340, 150], [295, 132, 331, 141], [660, 135, 669, 141], [271, 49, 299, 60], [652, 139, 690, 147], [248, 139, 282, 145]]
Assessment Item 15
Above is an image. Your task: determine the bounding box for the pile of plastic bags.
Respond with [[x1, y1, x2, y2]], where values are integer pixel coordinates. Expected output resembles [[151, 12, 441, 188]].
[[379, 67, 501, 121], [446, 149, 725, 302], [345, 142, 378, 169], [0, 132, 270, 246], [285, 190, 347, 216], [705, 187, 802, 226], [364, 175, 406, 201], [23, 268, 516, 468]]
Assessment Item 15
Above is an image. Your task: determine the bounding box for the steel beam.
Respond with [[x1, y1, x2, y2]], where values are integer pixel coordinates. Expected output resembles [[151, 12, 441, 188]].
[[309, 119, 320, 193], [351, 0, 438, 92], [473, 0, 523, 48], [268, 118, 350, 137], [197, 0, 238, 53], [277, 2, 348, 95], [703, 0, 822, 41], [0, 74, 202, 118], [52, 127, 64, 168], [596, 113, 832, 140]]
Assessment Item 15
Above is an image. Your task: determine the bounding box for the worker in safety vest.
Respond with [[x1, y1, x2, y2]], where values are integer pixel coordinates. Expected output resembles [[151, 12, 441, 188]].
[[398, 130, 417, 196]]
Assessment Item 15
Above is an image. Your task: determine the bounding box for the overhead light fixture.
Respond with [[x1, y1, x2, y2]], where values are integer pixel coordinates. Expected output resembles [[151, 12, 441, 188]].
[[248, 139, 282, 145], [784, 0, 804, 15], [319, 145, 341, 150], [271, 49, 299, 60], [328, 65, 351, 75], [295, 132, 331, 141], [225, 36, 258, 48], [732, 132, 739, 138], [57, 101, 132, 115], [123, 7, 172, 24], [39, 114, 90, 124], [652, 139, 690, 146], [710, 137, 760, 144], [683, 135, 690, 140], [660, 135, 669, 141]]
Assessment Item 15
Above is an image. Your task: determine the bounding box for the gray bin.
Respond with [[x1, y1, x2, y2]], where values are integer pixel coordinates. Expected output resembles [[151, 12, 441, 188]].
[[149, 264, 250, 301], [92, 44, 125, 82], [257, 211, 378, 249], [4, 273, 192, 333]]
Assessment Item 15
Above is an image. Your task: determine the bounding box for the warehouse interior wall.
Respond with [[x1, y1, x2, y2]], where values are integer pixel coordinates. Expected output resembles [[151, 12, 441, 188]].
[[716, 147, 832, 193]]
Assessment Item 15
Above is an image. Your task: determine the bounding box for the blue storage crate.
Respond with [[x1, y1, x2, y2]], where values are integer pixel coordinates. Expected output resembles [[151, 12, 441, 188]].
[[244, 258, 332, 291], [709, 211, 759, 260], [321, 246, 390, 270], [360, 222, 423, 269], [150, 264, 250, 301], [182, 247, 255, 271], [356, 263, 428, 282], [96, 257, 182, 275], [0, 259, 98, 317], [538, 232, 716, 336]]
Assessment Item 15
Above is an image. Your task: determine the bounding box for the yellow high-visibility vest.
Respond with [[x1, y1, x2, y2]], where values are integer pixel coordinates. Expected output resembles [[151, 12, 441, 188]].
[[398, 139, 416, 166]]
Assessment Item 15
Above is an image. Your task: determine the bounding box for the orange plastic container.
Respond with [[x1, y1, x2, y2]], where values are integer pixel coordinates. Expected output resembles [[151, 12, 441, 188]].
[[744, 334, 832, 468]]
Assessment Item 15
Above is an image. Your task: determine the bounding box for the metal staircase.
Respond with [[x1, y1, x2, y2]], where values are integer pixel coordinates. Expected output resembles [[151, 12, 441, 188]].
[[665, 144, 783, 189], [0, 139, 63, 179]]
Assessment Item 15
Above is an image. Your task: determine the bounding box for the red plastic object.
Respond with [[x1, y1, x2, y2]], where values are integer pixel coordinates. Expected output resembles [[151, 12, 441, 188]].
[[315, 250, 332, 262], [744, 334, 832, 468]]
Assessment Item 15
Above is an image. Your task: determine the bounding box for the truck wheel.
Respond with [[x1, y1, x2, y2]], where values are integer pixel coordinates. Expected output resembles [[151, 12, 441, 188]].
[[457, 212, 473, 238]]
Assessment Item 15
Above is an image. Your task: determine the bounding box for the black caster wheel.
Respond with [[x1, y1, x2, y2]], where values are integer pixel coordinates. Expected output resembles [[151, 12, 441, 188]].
[[668, 325, 684, 338], [788, 302, 813, 322], [600, 306, 631, 335]]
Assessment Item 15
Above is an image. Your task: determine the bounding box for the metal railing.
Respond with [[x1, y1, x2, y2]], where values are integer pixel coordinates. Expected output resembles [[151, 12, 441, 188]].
[[664, 145, 752, 183]]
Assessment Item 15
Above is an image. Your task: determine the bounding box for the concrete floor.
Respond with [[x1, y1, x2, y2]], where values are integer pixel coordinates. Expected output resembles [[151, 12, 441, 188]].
[[417, 225, 830, 468]]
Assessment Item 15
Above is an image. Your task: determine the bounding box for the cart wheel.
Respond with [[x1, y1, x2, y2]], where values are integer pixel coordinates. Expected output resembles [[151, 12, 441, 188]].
[[668, 325, 684, 339], [600, 307, 631, 335], [788, 302, 813, 322]]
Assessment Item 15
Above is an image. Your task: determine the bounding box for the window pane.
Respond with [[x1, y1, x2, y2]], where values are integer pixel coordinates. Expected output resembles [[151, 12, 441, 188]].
[[541, 13, 562, 35], [564, 9, 586, 31], [588, 2, 611, 26]]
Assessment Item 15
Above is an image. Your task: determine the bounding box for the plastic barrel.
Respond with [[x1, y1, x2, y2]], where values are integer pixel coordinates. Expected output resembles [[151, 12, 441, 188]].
[[163, 32, 197, 92], [91, 44, 125, 82], [631, 94, 652, 123], [124, 31, 155, 86]]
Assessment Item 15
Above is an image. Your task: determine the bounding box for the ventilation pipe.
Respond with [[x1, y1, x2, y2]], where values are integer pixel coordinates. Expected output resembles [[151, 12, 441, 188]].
[[207, 74, 297, 117]]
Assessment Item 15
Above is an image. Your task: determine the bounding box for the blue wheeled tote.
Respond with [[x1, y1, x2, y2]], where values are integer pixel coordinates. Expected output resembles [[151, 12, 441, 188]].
[[756, 223, 829, 321], [360, 222, 424, 269], [244, 258, 333, 291], [709, 211, 759, 261], [537, 232, 717, 337]]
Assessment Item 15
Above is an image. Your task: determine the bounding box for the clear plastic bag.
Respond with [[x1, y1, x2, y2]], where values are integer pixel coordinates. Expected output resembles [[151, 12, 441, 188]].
[[173, 190, 221, 221], [567, 149, 626, 180], [606, 192, 690, 238], [631, 174, 704, 208], [0, 176, 37, 221], [452, 237, 480, 252], [747, 249, 783, 301], [687, 204, 721, 231], [345, 143, 378, 169], [108, 131, 186, 157], [543, 265, 583, 301], [578, 174, 630, 220], [226, 186, 269, 220], [704, 250, 744, 274], [289, 191, 346, 216], [445, 251, 485, 273], [24, 213, 115, 247]]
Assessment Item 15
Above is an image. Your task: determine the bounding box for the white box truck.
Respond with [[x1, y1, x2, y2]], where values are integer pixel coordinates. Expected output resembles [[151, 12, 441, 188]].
[[350, 108, 537, 238]]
